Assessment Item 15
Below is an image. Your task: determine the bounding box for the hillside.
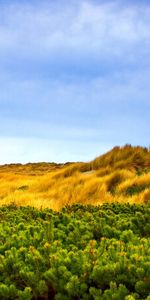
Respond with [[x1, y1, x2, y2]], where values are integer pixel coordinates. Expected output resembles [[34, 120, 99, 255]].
[[0, 145, 150, 210]]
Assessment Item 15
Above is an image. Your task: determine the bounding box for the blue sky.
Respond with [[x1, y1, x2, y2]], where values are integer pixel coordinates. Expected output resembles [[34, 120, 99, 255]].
[[0, 0, 150, 163]]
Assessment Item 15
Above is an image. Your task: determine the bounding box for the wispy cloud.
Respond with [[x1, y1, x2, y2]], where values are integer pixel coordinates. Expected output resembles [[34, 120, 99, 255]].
[[1, 1, 150, 65], [0, 0, 149, 162]]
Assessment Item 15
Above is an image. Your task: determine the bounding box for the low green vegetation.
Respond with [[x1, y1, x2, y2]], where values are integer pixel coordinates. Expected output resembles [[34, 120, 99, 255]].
[[0, 203, 150, 299]]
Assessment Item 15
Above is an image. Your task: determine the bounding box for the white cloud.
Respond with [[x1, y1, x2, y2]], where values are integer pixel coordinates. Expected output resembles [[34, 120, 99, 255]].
[[0, 0, 150, 60], [0, 0, 149, 163]]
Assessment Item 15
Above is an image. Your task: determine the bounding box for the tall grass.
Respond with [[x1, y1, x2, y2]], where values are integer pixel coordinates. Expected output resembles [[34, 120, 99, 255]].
[[0, 145, 149, 210]]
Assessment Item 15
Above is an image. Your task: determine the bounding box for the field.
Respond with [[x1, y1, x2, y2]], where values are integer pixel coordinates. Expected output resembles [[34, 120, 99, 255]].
[[0, 145, 150, 299], [0, 145, 150, 210]]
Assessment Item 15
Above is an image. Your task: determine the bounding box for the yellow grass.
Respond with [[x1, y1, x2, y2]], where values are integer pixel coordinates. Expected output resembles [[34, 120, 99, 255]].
[[116, 173, 150, 194], [0, 145, 149, 210]]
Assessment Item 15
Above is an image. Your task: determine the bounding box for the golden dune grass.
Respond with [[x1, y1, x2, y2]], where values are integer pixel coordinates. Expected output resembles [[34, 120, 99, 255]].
[[116, 172, 150, 194], [0, 145, 149, 210]]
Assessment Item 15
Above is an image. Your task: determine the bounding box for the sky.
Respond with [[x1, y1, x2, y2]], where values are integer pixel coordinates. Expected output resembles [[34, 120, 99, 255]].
[[0, 0, 150, 164]]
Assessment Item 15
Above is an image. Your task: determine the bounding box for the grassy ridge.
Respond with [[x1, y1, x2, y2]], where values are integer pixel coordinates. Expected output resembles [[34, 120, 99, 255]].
[[0, 145, 150, 210], [0, 203, 150, 299]]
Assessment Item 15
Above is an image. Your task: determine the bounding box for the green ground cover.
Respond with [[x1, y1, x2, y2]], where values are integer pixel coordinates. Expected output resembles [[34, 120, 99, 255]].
[[0, 203, 150, 299]]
